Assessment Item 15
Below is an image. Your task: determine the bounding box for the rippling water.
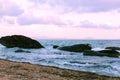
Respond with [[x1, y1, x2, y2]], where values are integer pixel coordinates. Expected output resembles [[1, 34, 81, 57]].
[[0, 40, 120, 77]]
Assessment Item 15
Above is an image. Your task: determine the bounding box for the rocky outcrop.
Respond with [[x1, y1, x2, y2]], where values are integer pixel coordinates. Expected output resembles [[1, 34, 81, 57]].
[[83, 50, 120, 58], [105, 47, 120, 50], [0, 35, 44, 48], [15, 49, 31, 53], [98, 50, 119, 54], [58, 44, 92, 52], [53, 45, 59, 49]]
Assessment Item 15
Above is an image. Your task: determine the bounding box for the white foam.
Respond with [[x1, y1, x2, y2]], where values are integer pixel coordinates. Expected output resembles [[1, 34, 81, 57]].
[[92, 47, 105, 51], [0, 40, 120, 77]]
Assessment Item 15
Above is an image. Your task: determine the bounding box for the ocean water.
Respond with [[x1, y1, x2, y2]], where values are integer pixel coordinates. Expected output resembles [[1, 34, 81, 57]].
[[0, 40, 120, 77]]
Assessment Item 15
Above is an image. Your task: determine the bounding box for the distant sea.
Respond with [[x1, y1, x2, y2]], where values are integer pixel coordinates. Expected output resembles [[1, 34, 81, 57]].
[[0, 40, 120, 77]]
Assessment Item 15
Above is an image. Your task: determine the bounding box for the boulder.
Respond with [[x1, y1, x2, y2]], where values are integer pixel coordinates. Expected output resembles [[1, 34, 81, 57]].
[[105, 47, 120, 50], [98, 50, 120, 54], [0, 35, 44, 48], [83, 50, 120, 58], [58, 44, 92, 52], [53, 45, 59, 49], [15, 49, 31, 53]]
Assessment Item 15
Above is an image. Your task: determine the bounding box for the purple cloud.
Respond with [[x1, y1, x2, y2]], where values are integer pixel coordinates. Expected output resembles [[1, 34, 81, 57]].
[[78, 21, 119, 29], [17, 15, 66, 26], [29, 0, 120, 12], [29, 0, 46, 4], [0, 1, 24, 17], [17, 16, 40, 25], [79, 21, 98, 28], [5, 18, 15, 24]]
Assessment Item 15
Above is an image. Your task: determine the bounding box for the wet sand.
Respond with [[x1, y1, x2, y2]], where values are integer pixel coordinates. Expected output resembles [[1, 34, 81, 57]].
[[0, 58, 120, 80]]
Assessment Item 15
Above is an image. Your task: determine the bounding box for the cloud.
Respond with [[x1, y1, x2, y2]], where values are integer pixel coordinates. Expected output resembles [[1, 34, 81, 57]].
[[1, 0, 120, 28], [0, 0, 66, 25], [79, 21, 98, 28], [79, 0, 120, 12], [78, 21, 120, 29], [0, 0, 24, 17], [4, 17, 15, 24], [17, 15, 66, 26], [0, 0, 120, 39], [29, 0, 46, 4], [29, 0, 120, 13]]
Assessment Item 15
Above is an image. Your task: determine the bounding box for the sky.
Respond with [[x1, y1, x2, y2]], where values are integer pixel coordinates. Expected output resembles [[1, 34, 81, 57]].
[[0, 0, 120, 39]]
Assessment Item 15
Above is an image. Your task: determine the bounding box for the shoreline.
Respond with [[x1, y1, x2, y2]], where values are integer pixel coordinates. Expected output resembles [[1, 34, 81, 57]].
[[0, 59, 120, 80]]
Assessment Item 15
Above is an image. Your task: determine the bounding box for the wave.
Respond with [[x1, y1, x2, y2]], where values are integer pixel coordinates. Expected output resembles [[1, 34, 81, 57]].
[[0, 40, 120, 77]]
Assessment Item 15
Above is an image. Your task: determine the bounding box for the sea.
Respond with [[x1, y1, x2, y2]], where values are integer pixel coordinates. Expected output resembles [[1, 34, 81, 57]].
[[0, 40, 120, 77]]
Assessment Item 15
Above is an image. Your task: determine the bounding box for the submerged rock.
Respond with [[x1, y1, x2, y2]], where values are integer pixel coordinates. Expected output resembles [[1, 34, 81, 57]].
[[105, 47, 120, 50], [83, 50, 120, 58], [0, 35, 44, 48], [15, 49, 31, 53], [58, 44, 92, 52]]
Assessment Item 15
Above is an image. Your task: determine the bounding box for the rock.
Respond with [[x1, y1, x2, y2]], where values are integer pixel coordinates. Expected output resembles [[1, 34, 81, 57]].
[[0, 35, 44, 48], [98, 50, 120, 54], [53, 45, 59, 49], [15, 49, 31, 53], [105, 47, 120, 50], [83, 50, 120, 58], [58, 44, 92, 52]]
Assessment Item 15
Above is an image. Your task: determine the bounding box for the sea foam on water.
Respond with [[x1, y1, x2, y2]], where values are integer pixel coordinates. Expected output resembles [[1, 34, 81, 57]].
[[0, 40, 120, 77]]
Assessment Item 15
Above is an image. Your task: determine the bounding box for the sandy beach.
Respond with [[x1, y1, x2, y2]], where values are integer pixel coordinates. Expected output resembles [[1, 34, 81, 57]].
[[0, 59, 119, 80]]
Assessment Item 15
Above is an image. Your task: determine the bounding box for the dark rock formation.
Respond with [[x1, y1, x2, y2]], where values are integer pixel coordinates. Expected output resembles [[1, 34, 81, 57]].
[[105, 47, 120, 50], [53, 45, 59, 49], [15, 49, 31, 53], [58, 44, 92, 52], [83, 50, 120, 58], [0, 35, 44, 48], [98, 50, 120, 54]]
